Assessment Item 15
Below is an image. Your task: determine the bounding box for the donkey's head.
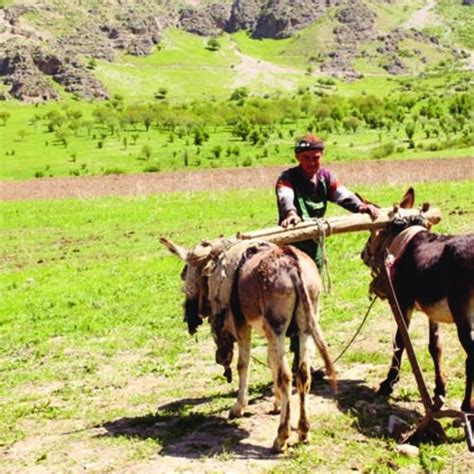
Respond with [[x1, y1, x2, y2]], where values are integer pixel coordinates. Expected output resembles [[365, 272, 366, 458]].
[[361, 187, 416, 270], [160, 237, 208, 335]]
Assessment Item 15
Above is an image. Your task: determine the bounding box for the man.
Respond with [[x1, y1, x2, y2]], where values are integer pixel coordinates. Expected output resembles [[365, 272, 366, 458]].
[[276, 133, 378, 266], [276, 133, 378, 374]]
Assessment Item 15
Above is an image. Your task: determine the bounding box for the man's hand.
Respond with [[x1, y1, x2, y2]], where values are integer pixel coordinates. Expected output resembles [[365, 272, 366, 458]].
[[359, 203, 380, 220], [281, 210, 301, 228]]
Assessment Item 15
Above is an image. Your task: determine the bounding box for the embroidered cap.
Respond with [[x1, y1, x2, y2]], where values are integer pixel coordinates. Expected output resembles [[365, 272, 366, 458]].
[[294, 134, 325, 153]]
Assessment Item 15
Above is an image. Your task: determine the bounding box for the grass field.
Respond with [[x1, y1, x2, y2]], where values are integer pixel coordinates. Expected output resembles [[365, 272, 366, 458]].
[[1, 180, 473, 471], [1, 74, 472, 181]]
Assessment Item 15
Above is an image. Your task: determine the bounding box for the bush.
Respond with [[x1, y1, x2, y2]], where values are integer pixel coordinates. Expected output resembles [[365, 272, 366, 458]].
[[102, 167, 125, 175], [143, 164, 161, 173], [211, 145, 222, 159], [370, 142, 396, 159], [34, 171, 44, 178], [242, 157, 253, 167], [206, 37, 220, 51], [154, 87, 168, 100], [141, 144, 152, 160]]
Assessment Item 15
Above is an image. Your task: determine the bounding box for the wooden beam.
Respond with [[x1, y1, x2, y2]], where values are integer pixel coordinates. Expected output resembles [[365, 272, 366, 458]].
[[186, 207, 442, 265]]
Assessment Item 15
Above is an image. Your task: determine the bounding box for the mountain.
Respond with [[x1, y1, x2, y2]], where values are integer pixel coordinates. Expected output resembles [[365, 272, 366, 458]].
[[0, 0, 472, 102]]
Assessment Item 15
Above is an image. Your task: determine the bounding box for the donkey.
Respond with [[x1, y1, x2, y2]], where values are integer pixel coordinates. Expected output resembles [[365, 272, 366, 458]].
[[161, 237, 337, 452], [361, 188, 474, 415]]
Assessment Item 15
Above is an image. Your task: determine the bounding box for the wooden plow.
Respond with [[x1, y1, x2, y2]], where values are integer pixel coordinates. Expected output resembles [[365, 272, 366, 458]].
[[186, 206, 442, 265], [382, 259, 473, 450]]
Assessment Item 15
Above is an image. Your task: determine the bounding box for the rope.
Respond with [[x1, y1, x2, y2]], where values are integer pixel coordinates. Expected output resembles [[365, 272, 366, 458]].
[[314, 218, 333, 293], [314, 295, 378, 370], [331, 295, 378, 364]]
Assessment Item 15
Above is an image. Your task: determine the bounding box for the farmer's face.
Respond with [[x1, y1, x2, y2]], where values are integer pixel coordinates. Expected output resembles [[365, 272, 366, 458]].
[[296, 149, 323, 178]]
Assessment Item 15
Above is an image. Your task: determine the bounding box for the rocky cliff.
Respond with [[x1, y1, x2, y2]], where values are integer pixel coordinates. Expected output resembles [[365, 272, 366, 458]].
[[0, 0, 471, 101]]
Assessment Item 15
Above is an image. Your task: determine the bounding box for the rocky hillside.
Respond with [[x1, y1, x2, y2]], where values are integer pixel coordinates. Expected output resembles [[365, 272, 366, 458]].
[[0, 0, 472, 101]]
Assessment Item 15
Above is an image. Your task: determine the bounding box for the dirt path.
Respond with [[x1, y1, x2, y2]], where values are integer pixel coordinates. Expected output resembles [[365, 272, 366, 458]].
[[231, 40, 300, 90], [1, 157, 473, 202], [404, 0, 438, 30]]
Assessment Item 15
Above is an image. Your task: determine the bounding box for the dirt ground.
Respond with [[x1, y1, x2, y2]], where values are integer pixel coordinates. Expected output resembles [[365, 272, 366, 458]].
[[0, 157, 473, 201]]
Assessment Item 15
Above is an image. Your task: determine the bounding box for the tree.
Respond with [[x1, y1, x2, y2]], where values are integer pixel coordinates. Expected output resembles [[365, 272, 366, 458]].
[[249, 129, 262, 145], [342, 116, 360, 133], [232, 118, 251, 141], [141, 144, 152, 160], [193, 127, 209, 145], [17, 129, 28, 141], [87, 57, 97, 70], [405, 121, 416, 141], [0, 111, 11, 126], [154, 87, 168, 100], [211, 145, 222, 159], [206, 37, 221, 51], [230, 87, 249, 102]]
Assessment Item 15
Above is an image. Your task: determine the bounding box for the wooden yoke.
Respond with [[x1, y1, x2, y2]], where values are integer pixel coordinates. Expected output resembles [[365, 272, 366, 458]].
[[186, 206, 442, 265]]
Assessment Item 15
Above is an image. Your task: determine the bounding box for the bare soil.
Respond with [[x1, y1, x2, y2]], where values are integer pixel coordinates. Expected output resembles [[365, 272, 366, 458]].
[[1, 157, 473, 201]]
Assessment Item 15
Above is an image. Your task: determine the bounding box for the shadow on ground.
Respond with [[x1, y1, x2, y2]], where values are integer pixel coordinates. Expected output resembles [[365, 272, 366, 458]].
[[100, 388, 278, 460], [99, 375, 461, 459], [313, 376, 466, 445]]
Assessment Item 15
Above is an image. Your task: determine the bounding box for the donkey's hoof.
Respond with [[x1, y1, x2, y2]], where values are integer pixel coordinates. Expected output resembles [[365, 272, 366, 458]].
[[298, 432, 310, 444], [376, 382, 393, 397], [271, 438, 286, 454], [229, 404, 243, 419], [270, 403, 281, 415]]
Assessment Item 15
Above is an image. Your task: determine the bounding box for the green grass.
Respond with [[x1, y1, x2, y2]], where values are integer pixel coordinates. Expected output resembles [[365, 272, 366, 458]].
[[1, 180, 473, 470], [435, 0, 474, 49], [367, 0, 425, 32], [96, 29, 239, 101]]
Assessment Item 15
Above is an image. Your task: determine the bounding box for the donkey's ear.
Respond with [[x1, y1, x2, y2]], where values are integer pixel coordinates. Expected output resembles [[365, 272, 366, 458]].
[[160, 237, 189, 261], [400, 187, 415, 209]]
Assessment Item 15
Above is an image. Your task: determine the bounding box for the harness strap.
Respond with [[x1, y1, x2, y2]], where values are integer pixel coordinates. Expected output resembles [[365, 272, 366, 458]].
[[386, 225, 428, 278]]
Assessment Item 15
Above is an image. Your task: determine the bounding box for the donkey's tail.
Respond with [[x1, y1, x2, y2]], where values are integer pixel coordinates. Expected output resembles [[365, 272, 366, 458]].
[[309, 319, 338, 394], [287, 247, 337, 394]]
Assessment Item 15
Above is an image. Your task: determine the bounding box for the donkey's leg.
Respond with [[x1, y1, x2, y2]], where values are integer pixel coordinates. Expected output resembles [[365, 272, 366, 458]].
[[268, 333, 292, 453], [296, 332, 311, 443], [451, 301, 474, 413], [229, 323, 252, 419], [268, 350, 282, 414], [428, 321, 446, 405], [378, 306, 414, 396], [455, 324, 474, 413]]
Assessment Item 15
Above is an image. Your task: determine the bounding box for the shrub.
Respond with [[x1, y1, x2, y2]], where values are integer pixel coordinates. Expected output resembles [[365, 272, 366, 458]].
[[242, 157, 253, 167], [34, 171, 44, 178], [143, 164, 161, 173], [141, 144, 152, 160], [211, 145, 222, 159], [370, 142, 396, 159], [103, 167, 125, 175], [154, 87, 168, 100], [87, 57, 97, 70], [206, 37, 220, 51], [230, 87, 249, 102]]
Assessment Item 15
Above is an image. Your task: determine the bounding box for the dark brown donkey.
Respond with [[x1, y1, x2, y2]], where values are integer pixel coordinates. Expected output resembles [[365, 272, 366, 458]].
[[361, 188, 473, 415]]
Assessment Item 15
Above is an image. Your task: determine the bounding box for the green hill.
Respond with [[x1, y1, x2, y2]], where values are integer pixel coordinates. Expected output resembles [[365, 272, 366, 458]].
[[0, 0, 472, 102]]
